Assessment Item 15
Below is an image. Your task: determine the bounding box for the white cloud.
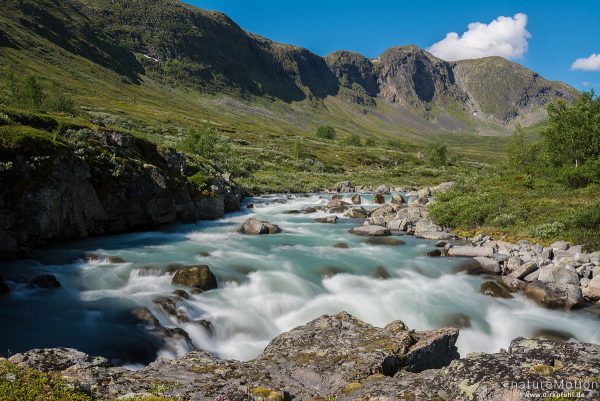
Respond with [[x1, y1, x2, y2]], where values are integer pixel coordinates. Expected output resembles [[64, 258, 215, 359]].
[[428, 13, 531, 61], [571, 54, 600, 71]]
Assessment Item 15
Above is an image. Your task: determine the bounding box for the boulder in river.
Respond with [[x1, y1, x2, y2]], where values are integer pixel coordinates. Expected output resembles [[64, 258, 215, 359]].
[[237, 217, 282, 234], [371, 266, 391, 279], [391, 193, 404, 204], [326, 199, 349, 208], [473, 256, 501, 274], [373, 193, 385, 204], [26, 274, 61, 289], [171, 265, 217, 292], [351, 225, 391, 236], [154, 296, 189, 323], [480, 281, 513, 298], [346, 207, 370, 219], [333, 242, 350, 249], [350, 194, 361, 204], [365, 237, 405, 246], [524, 280, 584, 310], [314, 215, 338, 224]]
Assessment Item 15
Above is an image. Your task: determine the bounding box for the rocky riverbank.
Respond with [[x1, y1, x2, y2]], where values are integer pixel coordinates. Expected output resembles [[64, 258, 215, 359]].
[[319, 181, 600, 311], [5, 312, 599, 401], [0, 128, 242, 261]]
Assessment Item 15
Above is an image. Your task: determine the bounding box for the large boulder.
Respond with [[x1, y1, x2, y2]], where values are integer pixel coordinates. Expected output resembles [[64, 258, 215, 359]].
[[537, 264, 580, 285], [373, 193, 385, 204], [370, 204, 395, 218], [350, 194, 361, 204], [351, 225, 391, 236], [582, 275, 600, 300], [473, 257, 501, 274], [237, 217, 282, 234], [391, 194, 404, 204], [171, 265, 217, 291], [314, 215, 338, 224], [524, 281, 584, 310], [508, 261, 539, 280]]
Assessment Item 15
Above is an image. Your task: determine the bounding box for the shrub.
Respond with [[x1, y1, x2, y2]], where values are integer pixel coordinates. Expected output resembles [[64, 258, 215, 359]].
[[315, 125, 335, 140], [345, 134, 361, 147], [365, 137, 375, 146], [426, 143, 447, 167], [527, 222, 566, 239]]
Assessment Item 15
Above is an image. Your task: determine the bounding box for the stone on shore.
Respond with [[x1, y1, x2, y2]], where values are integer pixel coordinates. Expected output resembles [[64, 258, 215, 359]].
[[508, 260, 539, 280], [171, 265, 217, 291], [473, 256, 501, 274], [582, 275, 600, 300], [524, 281, 584, 310], [537, 264, 580, 285], [480, 281, 513, 298], [447, 246, 494, 257], [351, 225, 391, 236], [237, 217, 282, 234]]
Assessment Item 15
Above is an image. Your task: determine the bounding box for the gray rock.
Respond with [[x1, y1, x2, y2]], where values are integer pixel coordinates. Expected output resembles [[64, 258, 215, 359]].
[[326, 199, 350, 208], [509, 261, 538, 280], [480, 281, 513, 298], [171, 265, 217, 291], [416, 231, 456, 240], [447, 246, 494, 257], [582, 275, 600, 300], [374, 185, 389, 193], [237, 217, 282, 234], [505, 256, 523, 272], [497, 276, 528, 292], [550, 240, 570, 251], [351, 225, 391, 236], [524, 281, 584, 310], [537, 264, 580, 285], [414, 217, 442, 234], [346, 207, 370, 219], [473, 257, 501, 274], [314, 215, 338, 224]]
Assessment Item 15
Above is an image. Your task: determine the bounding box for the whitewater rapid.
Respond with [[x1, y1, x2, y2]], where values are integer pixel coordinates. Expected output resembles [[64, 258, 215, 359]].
[[1, 193, 599, 365]]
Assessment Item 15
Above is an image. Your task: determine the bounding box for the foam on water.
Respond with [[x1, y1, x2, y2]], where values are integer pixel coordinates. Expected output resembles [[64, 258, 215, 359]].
[[1, 193, 599, 365]]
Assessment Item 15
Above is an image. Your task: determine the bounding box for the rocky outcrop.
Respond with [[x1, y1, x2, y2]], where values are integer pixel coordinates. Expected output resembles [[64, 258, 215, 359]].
[[7, 312, 459, 400], [0, 129, 242, 261], [7, 313, 600, 401], [171, 265, 217, 292]]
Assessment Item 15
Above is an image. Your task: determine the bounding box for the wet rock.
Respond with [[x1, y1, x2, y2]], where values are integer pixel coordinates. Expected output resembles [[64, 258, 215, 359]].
[[497, 276, 527, 292], [427, 249, 442, 257], [480, 281, 513, 298], [198, 251, 211, 257], [106, 256, 126, 263], [171, 265, 217, 291], [350, 225, 391, 236], [237, 217, 282, 234], [441, 313, 471, 328], [435, 240, 448, 248], [83, 253, 100, 262], [302, 207, 318, 214], [246, 203, 254, 209], [326, 199, 349, 208], [196, 319, 214, 334], [154, 296, 189, 323], [319, 266, 347, 278], [350, 194, 361, 204], [447, 246, 494, 257], [313, 215, 338, 224], [365, 237, 405, 246], [373, 193, 385, 204], [371, 266, 391, 279], [331, 194, 343, 200], [26, 274, 61, 289], [283, 210, 301, 214], [524, 280, 584, 310], [473, 256, 501, 274], [333, 242, 350, 249], [129, 307, 195, 350], [172, 289, 191, 300], [453, 259, 483, 275]]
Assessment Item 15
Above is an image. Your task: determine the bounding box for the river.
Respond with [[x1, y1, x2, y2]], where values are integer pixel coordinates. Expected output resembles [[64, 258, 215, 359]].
[[1, 193, 599, 367]]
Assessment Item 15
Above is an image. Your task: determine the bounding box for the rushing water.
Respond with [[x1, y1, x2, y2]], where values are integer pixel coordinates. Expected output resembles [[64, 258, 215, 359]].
[[1, 193, 600, 366]]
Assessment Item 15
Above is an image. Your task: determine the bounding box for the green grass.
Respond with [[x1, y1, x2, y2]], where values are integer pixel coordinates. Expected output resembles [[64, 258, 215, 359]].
[[429, 169, 600, 250]]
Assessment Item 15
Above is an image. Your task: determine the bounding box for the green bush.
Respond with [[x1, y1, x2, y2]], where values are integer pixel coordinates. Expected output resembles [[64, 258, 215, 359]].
[[315, 125, 335, 140], [0, 71, 75, 113], [426, 143, 447, 167], [345, 134, 361, 147], [187, 171, 210, 190], [527, 222, 566, 239]]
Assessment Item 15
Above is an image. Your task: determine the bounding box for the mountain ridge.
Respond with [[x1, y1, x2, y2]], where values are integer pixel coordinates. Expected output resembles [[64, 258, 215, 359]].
[[0, 0, 579, 136]]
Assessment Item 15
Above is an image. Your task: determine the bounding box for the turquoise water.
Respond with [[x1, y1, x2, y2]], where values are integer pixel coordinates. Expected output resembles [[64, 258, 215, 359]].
[[1, 193, 599, 365]]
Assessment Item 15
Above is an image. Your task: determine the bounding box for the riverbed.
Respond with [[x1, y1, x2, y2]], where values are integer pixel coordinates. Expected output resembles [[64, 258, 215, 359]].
[[1, 193, 599, 366]]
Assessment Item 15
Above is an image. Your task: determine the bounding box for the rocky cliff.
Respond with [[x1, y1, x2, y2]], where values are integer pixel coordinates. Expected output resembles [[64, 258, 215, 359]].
[[0, 116, 242, 260], [6, 312, 599, 401]]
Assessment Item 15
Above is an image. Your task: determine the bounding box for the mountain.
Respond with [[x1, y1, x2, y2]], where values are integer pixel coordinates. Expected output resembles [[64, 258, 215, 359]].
[[0, 0, 579, 141]]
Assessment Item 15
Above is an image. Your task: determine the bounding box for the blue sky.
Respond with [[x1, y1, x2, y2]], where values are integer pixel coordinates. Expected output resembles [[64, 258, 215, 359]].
[[188, 0, 600, 90]]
